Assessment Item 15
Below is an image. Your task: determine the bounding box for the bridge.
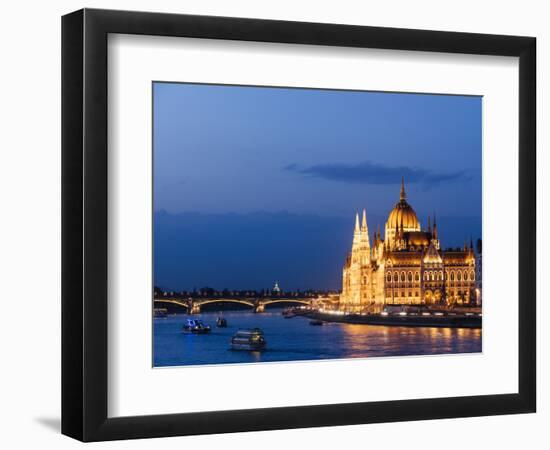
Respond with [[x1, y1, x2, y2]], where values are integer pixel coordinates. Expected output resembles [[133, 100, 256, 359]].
[[153, 297, 315, 314]]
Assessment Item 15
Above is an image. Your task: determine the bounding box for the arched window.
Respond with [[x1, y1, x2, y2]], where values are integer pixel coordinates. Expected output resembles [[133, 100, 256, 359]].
[[393, 273, 399, 283], [386, 272, 392, 283], [408, 272, 413, 282], [430, 272, 434, 281], [415, 272, 420, 282], [457, 272, 462, 281], [470, 270, 475, 281], [464, 270, 469, 281], [400, 272, 406, 282], [450, 271, 455, 281]]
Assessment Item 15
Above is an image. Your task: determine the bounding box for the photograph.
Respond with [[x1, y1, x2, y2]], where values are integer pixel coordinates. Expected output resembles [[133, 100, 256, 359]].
[[152, 82, 483, 367]]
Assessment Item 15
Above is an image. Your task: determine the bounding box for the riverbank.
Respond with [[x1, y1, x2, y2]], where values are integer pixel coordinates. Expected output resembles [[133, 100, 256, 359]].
[[302, 310, 482, 329]]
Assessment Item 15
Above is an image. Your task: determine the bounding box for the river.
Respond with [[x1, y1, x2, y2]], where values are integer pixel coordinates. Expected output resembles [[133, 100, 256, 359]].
[[153, 310, 481, 367]]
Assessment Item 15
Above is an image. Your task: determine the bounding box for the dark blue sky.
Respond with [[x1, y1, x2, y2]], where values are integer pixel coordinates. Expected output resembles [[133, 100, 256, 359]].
[[154, 82, 481, 291]]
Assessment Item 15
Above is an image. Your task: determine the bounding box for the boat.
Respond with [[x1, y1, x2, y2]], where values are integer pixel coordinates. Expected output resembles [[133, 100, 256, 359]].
[[153, 308, 167, 318], [230, 328, 266, 351], [309, 319, 323, 326], [182, 319, 211, 334], [282, 308, 296, 318], [216, 317, 228, 328]]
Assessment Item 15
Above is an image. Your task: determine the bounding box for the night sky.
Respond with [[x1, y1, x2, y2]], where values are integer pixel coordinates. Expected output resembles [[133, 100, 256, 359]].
[[153, 82, 481, 291]]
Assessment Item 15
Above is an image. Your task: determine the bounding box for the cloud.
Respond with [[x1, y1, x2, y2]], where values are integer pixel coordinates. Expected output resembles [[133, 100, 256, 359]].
[[284, 161, 470, 187]]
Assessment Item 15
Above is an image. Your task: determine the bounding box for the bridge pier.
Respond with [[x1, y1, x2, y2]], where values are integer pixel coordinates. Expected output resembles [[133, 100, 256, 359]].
[[254, 303, 265, 313], [190, 303, 201, 315]]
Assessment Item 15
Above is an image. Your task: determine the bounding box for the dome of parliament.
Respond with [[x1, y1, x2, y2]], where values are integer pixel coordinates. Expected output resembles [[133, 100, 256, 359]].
[[385, 179, 420, 231]]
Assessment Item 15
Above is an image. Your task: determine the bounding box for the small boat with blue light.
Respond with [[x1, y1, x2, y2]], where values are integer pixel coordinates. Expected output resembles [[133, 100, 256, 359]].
[[182, 319, 211, 334]]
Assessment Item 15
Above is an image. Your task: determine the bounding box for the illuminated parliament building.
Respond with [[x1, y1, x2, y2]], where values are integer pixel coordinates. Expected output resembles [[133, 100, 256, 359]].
[[339, 179, 478, 312]]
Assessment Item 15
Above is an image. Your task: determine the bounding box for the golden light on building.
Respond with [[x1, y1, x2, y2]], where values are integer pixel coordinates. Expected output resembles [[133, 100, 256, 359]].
[[339, 178, 478, 312]]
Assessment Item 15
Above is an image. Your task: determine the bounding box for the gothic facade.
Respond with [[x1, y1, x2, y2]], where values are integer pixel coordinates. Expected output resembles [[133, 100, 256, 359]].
[[340, 179, 477, 312]]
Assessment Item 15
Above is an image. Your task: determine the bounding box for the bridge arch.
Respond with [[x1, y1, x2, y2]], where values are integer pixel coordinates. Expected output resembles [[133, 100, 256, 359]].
[[154, 298, 190, 308], [195, 298, 256, 309], [260, 299, 311, 307], [153, 298, 190, 311]]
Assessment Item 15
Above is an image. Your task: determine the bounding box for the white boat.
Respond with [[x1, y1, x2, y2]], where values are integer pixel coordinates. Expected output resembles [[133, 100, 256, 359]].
[[230, 328, 266, 351], [153, 308, 167, 318]]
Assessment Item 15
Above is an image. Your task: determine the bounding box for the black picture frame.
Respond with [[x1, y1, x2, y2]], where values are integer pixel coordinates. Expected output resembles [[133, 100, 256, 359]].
[[62, 8, 536, 442]]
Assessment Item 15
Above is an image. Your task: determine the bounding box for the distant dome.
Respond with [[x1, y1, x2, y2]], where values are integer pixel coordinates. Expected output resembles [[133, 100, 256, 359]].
[[385, 178, 421, 232]]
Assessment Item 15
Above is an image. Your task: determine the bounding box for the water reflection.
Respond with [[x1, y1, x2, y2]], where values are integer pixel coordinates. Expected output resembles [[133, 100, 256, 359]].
[[154, 311, 482, 367]]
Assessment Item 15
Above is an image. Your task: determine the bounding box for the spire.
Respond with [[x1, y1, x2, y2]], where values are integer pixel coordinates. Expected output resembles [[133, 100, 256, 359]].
[[427, 215, 431, 233], [433, 212, 438, 239], [359, 209, 370, 247], [353, 212, 361, 246], [400, 176, 406, 201]]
